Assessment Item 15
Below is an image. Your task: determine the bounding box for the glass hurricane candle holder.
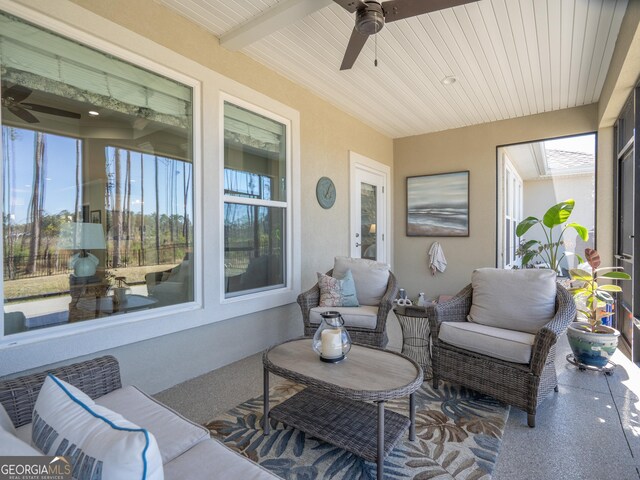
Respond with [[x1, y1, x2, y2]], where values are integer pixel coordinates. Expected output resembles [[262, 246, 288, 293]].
[[312, 311, 352, 363]]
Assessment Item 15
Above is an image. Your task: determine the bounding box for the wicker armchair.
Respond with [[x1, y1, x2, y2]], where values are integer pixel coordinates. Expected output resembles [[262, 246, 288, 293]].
[[298, 269, 398, 348], [428, 282, 575, 427]]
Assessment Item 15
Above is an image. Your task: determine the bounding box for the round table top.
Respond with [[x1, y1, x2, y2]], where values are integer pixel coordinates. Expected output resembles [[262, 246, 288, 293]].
[[264, 338, 423, 401], [77, 294, 158, 313]]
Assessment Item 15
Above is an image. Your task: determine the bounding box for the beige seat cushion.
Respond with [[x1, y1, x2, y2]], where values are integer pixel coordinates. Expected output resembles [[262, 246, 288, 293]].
[[439, 321, 536, 364], [310, 306, 378, 330], [164, 438, 280, 480], [468, 268, 556, 334], [96, 385, 210, 464], [333, 256, 389, 306]]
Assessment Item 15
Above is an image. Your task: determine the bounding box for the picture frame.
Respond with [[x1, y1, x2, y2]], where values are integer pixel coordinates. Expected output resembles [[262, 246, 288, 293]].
[[82, 204, 90, 223], [90, 210, 102, 224], [406, 171, 469, 237]]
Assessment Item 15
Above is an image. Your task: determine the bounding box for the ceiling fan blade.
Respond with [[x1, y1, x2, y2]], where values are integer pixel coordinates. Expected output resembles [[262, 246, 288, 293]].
[[382, 0, 478, 23], [340, 27, 370, 70], [7, 105, 39, 124], [332, 0, 367, 14], [1, 84, 33, 103], [21, 103, 81, 119]]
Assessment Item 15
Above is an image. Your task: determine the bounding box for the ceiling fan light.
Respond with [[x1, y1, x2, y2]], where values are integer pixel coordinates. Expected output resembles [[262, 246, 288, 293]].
[[355, 3, 384, 35]]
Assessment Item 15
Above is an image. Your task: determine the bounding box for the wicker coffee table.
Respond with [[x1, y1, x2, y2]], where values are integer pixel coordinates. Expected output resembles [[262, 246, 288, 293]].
[[263, 338, 423, 479]]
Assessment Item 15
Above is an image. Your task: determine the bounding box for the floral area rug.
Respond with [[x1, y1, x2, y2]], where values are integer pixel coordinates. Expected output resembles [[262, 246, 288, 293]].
[[206, 380, 509, 480]]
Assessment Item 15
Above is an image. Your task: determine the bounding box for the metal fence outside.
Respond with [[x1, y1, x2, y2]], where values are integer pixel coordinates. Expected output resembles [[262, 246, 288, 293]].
[[4, 244, 190, 281]]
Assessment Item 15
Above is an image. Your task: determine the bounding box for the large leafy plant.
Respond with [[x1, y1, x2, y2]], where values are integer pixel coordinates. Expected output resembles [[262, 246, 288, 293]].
[[515, 199, 588, 273], [569, 248, 631, 333]]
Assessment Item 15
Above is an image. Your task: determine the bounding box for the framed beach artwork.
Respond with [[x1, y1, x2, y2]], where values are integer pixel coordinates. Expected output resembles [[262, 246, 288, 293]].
[[406, 171, 469, 237]]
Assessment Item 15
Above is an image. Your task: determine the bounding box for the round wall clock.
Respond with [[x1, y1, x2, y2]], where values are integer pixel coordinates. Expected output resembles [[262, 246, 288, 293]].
[[316, 176, 336, 209]]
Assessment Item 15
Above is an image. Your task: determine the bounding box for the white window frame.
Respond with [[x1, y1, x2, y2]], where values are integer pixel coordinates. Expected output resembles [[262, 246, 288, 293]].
[[497, 151, 523, 268], [220, 93, 293, 303], [0, 0, 301, 375]]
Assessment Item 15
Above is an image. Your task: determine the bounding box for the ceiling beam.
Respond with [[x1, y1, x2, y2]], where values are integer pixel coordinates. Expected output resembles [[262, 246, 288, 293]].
[[220, 0, 333, 51]]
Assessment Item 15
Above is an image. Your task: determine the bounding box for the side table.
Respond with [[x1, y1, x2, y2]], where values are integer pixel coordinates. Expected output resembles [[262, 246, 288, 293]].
[[68, 275, 109, 322], [394, 304, 431, 379]]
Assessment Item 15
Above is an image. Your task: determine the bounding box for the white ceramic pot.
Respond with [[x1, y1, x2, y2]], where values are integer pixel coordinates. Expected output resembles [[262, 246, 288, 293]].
[[567, 321, 619, 368]]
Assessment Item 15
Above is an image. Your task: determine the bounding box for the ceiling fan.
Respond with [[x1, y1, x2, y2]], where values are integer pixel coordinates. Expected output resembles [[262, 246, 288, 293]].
[[1, 84, 81, 124], [333, 0, 479, 70]]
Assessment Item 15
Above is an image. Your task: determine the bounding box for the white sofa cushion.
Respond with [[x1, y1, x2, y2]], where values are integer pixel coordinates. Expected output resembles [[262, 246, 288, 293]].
[[96, 386, 210, 464], [0, 402, 16, 435], [439, 322, 536, 364], [164, 438, 280, 480], [0, 428, 42, 456], [468, 268, 556, 334], [33, 375, 163, 480], [310, 305, 378, 330], [333, 256, 390, 306], [14, 423, 31, 444]]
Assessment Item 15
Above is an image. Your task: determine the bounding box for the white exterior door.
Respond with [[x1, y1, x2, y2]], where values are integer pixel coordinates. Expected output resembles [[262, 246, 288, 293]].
[[349, 152, 390, 263]]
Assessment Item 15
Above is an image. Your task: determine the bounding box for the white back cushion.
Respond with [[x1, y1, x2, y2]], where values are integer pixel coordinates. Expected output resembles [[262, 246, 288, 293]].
[[333, 257, 390, 306], [96, 385, 210, 464], [468, 268, 557, 334], [33, 375, 163, 480]]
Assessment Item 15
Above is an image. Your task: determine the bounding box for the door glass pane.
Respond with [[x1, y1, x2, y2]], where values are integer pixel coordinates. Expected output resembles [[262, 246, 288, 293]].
[[224, 204, 285, 295], [360, 182, 377, 260]]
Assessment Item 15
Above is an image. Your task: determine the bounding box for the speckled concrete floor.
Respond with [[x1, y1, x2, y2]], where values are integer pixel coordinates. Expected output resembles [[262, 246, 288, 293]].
[[155, 313, 640, 480]]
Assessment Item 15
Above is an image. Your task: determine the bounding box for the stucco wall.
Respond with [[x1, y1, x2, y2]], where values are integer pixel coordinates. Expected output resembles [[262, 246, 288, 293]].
[[2, 0, 393, 391], [522, 174, 595, 270], [393, 105, 599, 301]]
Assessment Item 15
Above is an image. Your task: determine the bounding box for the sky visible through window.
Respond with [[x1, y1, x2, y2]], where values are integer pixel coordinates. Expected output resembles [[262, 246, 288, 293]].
[[544, 134, 595, 155], [3, 126, 192, 225]]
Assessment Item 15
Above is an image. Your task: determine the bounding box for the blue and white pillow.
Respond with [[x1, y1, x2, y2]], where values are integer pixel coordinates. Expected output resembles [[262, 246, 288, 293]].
[[336, 269, 359, 307], [33, 375, 163, 480]]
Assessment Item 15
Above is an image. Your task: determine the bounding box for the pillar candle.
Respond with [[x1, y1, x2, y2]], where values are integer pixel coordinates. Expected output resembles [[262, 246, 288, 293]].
[[321, 329, 343, 358]]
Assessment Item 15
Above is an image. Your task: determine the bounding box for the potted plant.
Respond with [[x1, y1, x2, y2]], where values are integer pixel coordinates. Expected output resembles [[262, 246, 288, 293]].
[[568, 248, 631, 367], [515, 199, 588, 274]]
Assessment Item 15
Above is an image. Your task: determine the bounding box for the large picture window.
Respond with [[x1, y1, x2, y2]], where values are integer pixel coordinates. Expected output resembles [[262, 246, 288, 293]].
[[1, 12, 194, 336], [223, 101, 288, 297]]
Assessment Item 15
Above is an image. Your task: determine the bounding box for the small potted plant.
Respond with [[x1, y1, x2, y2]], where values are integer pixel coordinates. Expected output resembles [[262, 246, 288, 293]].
[[516, 199, 588, 274], [568, 248, 631, 367]]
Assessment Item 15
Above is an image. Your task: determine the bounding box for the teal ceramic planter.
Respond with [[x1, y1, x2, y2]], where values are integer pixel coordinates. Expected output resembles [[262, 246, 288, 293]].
[[567, 322, 619, 368]]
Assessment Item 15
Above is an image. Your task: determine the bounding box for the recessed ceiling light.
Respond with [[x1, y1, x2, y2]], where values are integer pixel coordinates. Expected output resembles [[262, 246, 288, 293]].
[[441, 76, 457, 85], [88, 110, 100, 116]]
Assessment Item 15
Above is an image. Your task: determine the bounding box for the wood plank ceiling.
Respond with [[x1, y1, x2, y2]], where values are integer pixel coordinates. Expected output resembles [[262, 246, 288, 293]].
[[159, 0, 628, 138]]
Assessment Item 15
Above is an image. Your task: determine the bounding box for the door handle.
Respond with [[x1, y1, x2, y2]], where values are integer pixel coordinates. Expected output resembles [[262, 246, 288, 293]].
[[615, 254, 633, 260]]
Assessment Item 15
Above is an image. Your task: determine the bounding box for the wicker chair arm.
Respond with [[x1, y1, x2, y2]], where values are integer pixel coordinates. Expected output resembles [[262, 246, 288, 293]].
[[530, 283, 576, 374], [429, 284, 473, 338], [0, 355, 122, 428], [374, 272, 399, 333]]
